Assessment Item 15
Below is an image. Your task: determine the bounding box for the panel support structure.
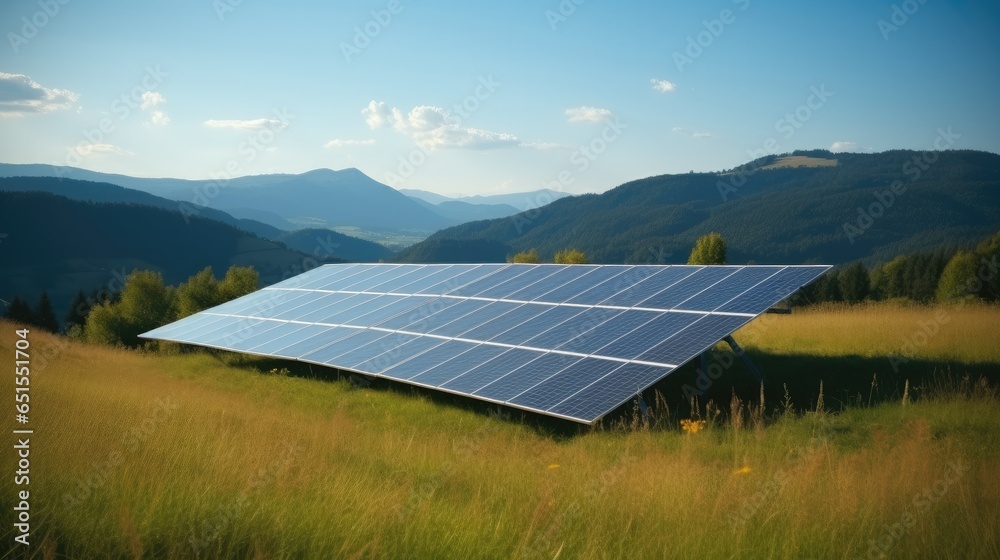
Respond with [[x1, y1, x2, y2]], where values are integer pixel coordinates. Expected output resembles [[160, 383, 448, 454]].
[[723, 335, 763, 382]]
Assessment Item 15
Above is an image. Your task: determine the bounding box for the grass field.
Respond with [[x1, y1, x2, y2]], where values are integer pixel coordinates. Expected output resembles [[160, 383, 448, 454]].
[[2, 304, 999, 558]]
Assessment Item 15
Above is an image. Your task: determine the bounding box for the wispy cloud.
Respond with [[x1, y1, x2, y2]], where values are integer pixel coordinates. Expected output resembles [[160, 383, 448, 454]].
[[362, 100, 520, 150], [75, 143, 132, 157], [650, 79, 677, 93], [672, 126, 711, 139], [324, 138, 376, 148], [204, 118, 287, 131], [0, 72, 78, 117], [564, 106, 614, 124], [831, 141, 857, 152], [521, 141, 563, 151]]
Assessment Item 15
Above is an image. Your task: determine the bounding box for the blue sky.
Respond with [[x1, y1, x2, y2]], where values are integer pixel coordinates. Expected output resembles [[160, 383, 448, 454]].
[[1, 0, 998, 195]]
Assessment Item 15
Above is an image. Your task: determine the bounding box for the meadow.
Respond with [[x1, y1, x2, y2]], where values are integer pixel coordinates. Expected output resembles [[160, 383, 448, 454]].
[[1, 303, 999, 559]]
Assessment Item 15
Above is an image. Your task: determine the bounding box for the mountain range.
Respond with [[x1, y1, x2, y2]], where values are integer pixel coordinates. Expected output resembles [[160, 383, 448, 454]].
[[0, 190, 313, 319], [0, 164, 562, 238], [397, 150, 1000, 265]]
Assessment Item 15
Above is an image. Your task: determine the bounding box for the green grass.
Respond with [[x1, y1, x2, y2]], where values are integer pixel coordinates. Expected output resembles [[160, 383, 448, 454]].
[[1, 305, 999, 558]]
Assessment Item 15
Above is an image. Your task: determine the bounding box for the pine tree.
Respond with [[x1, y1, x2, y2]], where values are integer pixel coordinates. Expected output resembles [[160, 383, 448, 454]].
[[4, 296, 34, 325], [838, 262, 870, 303], [65, 289, 91, 331], [32, 290, 60, 333]]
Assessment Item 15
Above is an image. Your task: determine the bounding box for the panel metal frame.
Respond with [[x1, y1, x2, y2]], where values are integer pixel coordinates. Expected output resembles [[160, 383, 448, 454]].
[[141, 263, 829, 424]]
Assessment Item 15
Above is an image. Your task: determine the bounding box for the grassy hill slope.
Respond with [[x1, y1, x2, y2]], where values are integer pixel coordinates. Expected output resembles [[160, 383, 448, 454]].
[[3, 305, 998, 558]]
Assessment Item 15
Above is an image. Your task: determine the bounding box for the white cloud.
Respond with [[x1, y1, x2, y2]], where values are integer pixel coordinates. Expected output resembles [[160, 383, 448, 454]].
[[204, 118, 287, 131], [0, 72, 78, 117], [140, 91, 165, 110], [362, 100, 520, 150], [831, 141, 858, 153], [75, 143, 132, 157], [564, 106, 614, 124], [522, 141, 563, 151], [651, 79, 677, 93], [149, 110, 170, 126], [672, 126, 711, 139], [324, 138, 376, 148]]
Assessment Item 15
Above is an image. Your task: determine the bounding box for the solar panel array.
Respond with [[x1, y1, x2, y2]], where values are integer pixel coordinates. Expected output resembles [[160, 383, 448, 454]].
[[140, 263, 829, 423]]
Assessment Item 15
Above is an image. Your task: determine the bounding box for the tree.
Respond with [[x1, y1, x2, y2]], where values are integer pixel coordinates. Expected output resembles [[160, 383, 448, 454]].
[[86, 270, 175, 346], [554, 248, 587, 264], [688, 232, 727, 265], [4, 296, 34, 325], [838, 262, 870, 303], [936, 251, 978, 303], [975, 231, 1000, 301], [176, 267, 219, 319], [218, 265, 259, 302], [84, 302, 128, 346], [510, 249, 540, 264], [32, 290, 60, 333], [65, 289, 91, 332]]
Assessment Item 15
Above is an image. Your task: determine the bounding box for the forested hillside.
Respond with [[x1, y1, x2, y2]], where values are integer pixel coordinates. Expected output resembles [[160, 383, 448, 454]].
[[397, 150, 1000, 265], [0, 192, 310, 318]]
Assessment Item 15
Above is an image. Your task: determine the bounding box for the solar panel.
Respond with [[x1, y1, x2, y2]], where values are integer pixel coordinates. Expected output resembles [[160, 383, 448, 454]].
[[140, 263, 829, 424]]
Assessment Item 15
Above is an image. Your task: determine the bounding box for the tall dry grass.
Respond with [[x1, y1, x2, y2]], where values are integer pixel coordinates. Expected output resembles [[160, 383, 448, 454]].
[[1, 309, 998, 558]]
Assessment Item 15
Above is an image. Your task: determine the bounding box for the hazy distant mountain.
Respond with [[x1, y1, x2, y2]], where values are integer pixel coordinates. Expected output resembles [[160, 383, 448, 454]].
[[409, 197, 521, 222], [277, 228, 395, 262], [397, 150, 1000, 265], [400, 188, 571, 211], [224, 207, 298, 231], [0, 165, 577, 242]]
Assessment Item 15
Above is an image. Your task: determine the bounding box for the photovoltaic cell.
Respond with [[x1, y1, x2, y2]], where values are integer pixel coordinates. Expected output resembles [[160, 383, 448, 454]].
[[141, 263, 828, 424], [441, 348, 543, 394], [379, 340, 475, 380], [636, 266, 737, 309], [410, 344, 510, 387]]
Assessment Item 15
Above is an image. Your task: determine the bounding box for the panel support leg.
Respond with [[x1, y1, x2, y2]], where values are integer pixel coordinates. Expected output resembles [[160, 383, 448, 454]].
[[636, 394, 652, 424], [723, 335, 763, 382]]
